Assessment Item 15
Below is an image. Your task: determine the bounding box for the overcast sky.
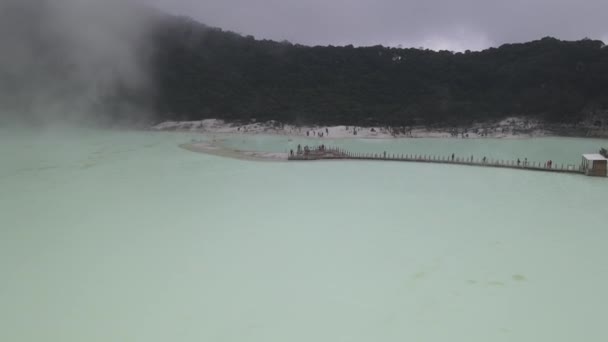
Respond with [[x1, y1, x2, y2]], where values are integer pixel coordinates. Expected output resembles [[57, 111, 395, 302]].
[[144, 0, 607, 51]]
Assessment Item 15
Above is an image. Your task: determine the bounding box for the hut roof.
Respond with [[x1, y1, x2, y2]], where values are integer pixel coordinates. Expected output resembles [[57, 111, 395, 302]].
[[583, 154, 608, 161]]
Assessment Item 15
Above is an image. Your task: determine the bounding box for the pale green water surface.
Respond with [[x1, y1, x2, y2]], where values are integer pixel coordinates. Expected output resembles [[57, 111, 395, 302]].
[[1, 127, 607, 342]]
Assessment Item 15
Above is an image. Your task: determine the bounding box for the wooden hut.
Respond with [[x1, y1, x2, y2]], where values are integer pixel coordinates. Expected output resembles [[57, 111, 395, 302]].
[[582, 154, 608, 177]]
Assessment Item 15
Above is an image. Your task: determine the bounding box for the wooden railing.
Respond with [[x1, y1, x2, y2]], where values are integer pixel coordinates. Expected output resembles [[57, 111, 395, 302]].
[[288, 147, 584, 175]]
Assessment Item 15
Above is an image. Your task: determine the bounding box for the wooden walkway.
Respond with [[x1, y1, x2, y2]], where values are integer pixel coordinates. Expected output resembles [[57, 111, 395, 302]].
[[288, 147, 584, 175]]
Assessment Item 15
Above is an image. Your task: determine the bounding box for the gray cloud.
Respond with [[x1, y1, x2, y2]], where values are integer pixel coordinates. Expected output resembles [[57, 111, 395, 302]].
[[144, 0, 607, 50]]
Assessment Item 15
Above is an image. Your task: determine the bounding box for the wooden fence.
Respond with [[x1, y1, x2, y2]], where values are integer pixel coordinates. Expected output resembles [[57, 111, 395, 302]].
[[288, 147, 584, 175]]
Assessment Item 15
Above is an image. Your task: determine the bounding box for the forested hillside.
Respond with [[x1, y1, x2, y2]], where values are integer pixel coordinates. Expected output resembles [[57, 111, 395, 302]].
[[150, 16, 608, 126], [2, 1, 607, 127]]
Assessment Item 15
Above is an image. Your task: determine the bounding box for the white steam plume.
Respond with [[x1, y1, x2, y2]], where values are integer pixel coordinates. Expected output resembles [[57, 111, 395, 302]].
[[0, 0, 158, 126]]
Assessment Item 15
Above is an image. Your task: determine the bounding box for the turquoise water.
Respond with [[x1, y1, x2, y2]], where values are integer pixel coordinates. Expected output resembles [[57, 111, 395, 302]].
[[1, 127, 608, 342]]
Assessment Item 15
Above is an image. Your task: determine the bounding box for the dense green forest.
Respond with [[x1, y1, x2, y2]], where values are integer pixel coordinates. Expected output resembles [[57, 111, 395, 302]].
[[149, 16, 608, 126], [1, 1, 607, 126]]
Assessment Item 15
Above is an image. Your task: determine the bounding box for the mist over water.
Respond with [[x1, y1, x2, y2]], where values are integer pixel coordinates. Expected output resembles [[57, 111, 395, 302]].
[[1, 128, 608, 341], [0, 0, 156, 126]]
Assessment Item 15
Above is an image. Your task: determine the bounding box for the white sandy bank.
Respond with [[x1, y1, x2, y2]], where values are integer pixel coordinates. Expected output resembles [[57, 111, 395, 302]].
[[180, 140, 288, 161], [153, 117, 548, 139]]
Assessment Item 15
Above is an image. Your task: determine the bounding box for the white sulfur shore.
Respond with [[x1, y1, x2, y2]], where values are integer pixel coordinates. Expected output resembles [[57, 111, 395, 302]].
[[180, 141, 288, 161], [153, 117, 550, 139]]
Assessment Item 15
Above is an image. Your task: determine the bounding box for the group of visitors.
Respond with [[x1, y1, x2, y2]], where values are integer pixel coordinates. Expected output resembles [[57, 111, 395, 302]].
[[516, 158, 553, 168], [449, 130, 471, 138], [290, 144, 327, 157], [306, 129, 329, 138]]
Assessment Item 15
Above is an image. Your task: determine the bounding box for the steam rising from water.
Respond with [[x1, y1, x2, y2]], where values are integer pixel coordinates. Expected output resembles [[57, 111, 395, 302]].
[[0, 0, 157, 126]]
